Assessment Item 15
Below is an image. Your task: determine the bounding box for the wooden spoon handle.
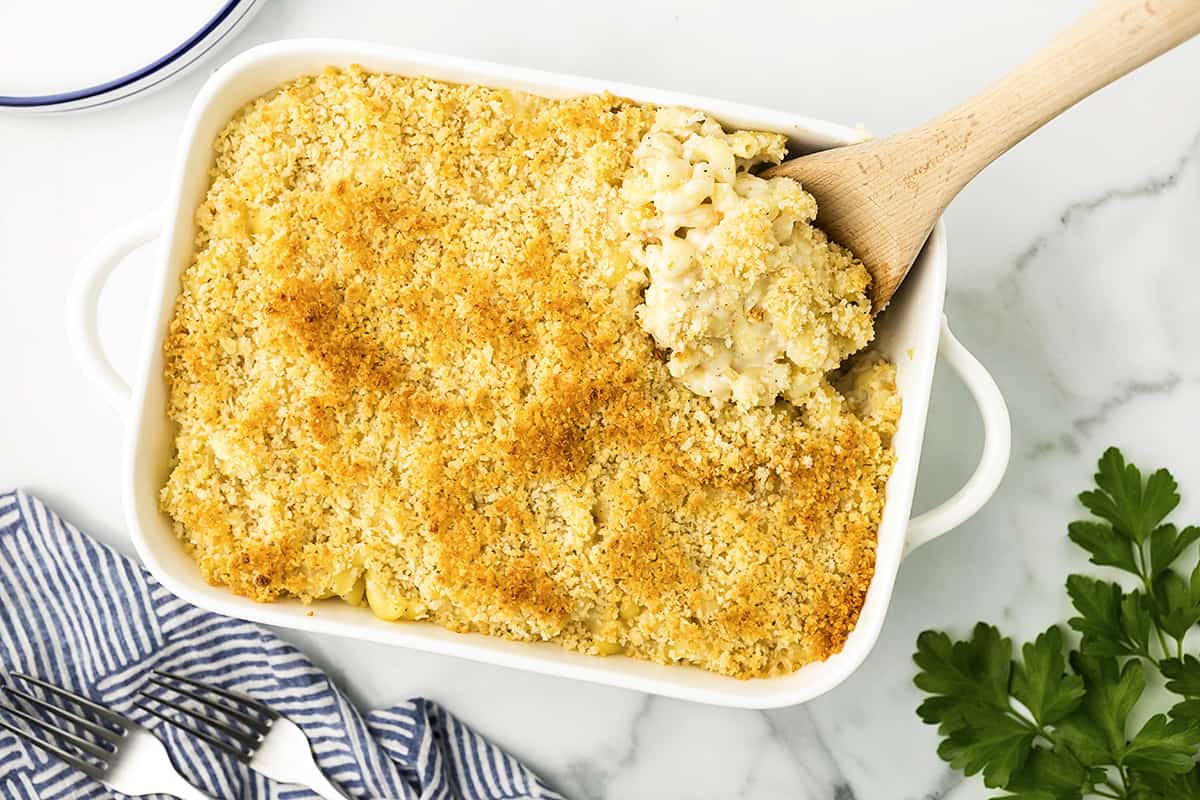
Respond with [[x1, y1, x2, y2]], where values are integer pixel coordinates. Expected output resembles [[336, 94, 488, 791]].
[[765, 0, 1199, 311], [922, 0, 1200, 202]]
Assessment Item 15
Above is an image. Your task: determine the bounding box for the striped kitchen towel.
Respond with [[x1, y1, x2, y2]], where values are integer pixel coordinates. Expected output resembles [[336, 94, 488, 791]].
[[0, 490, 565, 800]]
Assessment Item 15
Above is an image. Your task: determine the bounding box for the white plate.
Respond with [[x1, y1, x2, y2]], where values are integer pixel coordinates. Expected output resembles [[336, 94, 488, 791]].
[[0, 0, 263, 113], [68, 40, 1011, 708]]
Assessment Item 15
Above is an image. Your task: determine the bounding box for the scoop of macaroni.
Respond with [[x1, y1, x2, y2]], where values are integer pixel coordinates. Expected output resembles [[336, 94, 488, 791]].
[[621, 108, 874, 408]]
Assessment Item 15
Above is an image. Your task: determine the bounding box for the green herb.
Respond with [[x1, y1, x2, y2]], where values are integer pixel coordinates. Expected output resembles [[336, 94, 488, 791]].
[[914, 448, 1200, 799]]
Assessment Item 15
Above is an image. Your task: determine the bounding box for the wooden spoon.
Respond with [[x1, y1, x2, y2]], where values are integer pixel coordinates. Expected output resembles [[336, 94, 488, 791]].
[[764, 0, 1200, 312]]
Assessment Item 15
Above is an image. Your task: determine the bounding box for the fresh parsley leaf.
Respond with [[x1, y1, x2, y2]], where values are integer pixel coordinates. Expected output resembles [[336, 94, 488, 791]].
[[1000, 746, 1090, 800], [1149, 524, 1200, 579], [1066, 575, 1152, 658], [1127, 767, 1200, 800], [1069, 519, 1140, 575], [914, 625, 1036, 788], [1053, 710, 1112, 769], [1080, 448, 1180, 545], [936, 704, 1035, 788], [914, 624, 1013, 715], [1123, 714, 1200, 773], [1070, 653, 1144, 760], [1119, 592, 1155, 659], [1151, 568, 1200, 641], [1168, 699, 1200, 722], [1169, 768, 1200, 800], [1011, 626, 1085, 726], [1160, 656, 1200, 697], [1192, 558, 1200, 604]]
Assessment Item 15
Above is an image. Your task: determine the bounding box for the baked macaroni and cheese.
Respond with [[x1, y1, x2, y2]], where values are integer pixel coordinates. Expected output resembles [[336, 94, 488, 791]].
[[161, 67, 900, 679]]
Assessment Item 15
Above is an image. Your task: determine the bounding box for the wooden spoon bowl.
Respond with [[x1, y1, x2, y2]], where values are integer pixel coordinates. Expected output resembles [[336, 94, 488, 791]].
[[765, 0, 1200, 312]]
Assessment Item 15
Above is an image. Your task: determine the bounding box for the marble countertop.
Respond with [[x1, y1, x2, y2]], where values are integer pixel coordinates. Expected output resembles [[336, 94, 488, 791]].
[[3, 1, 1198, 797]]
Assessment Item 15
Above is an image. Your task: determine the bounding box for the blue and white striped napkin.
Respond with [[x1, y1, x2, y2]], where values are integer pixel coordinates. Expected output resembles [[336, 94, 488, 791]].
[[0, 490, 566, 800]]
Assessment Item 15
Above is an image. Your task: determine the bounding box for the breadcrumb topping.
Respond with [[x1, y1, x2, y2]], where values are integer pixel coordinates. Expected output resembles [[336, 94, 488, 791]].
[[161, 67, 900, 679]]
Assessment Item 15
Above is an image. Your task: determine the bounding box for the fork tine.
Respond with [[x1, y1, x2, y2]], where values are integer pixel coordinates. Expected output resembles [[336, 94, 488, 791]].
[[0, 703, 114, 761], [152, 670, 278, 720], [139, 692, 262, 750], [0, 717, 108, 781], [148, 674, 272, 734], [134, 700, 252, 763], [2, 686, 125, 746], [11, 673, 129, 730]]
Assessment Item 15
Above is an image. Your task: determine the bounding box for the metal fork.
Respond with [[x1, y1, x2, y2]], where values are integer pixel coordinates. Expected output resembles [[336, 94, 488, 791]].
[[138, 670, 353, 800], [0, 673, 212, 800]]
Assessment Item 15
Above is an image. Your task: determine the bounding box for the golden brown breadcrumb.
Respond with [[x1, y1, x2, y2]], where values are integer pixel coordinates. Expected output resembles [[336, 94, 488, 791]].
[[161, 67, 900, 679]]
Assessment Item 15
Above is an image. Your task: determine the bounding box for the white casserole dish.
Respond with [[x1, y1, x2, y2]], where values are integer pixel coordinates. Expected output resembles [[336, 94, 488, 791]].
[[68, 39, 1011, 709]]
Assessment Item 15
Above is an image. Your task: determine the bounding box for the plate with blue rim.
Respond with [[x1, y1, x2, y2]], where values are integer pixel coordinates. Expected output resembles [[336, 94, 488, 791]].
[[0, 0, 263, 113]]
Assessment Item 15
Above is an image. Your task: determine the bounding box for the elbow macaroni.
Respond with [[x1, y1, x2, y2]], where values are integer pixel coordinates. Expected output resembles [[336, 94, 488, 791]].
[[621, 108, 874, 409], [365, 568, 428, 621], [329, 566, 365, 606]]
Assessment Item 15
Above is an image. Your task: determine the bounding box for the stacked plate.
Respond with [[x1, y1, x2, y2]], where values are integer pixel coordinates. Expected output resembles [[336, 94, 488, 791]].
[[0, 0, 263, 113]]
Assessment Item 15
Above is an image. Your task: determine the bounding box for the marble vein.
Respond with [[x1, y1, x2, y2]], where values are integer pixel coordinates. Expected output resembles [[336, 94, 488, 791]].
[[1012, 126, 1200, 274], [922, 769, 968, 800], [949, 120, 1200, 462], [760, 707, 858, 799], [1028, 373, 1190, 457], [563, 695, 655, 800]]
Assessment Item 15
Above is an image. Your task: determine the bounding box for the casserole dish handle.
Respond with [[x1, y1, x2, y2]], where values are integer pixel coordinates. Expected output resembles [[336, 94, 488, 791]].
[[67, 212, 161, 418], [904, 318, 1011, 556]]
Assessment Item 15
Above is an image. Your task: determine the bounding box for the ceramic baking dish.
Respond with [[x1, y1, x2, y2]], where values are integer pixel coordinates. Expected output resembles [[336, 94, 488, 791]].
[[68, 39, 1011, 709]]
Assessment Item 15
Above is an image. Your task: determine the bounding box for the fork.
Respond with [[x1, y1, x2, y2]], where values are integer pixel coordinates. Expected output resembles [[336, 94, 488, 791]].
[[138, 670, 354, 800], [0, 673, 213, 800]]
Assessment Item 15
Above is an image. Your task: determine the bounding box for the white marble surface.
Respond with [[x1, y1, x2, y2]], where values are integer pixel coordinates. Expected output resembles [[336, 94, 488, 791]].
[[3, 2, 1199, 797]]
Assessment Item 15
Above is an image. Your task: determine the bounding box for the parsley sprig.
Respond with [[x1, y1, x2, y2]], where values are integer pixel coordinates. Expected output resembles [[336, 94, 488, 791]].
[[914, 448, 1200, 799]]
